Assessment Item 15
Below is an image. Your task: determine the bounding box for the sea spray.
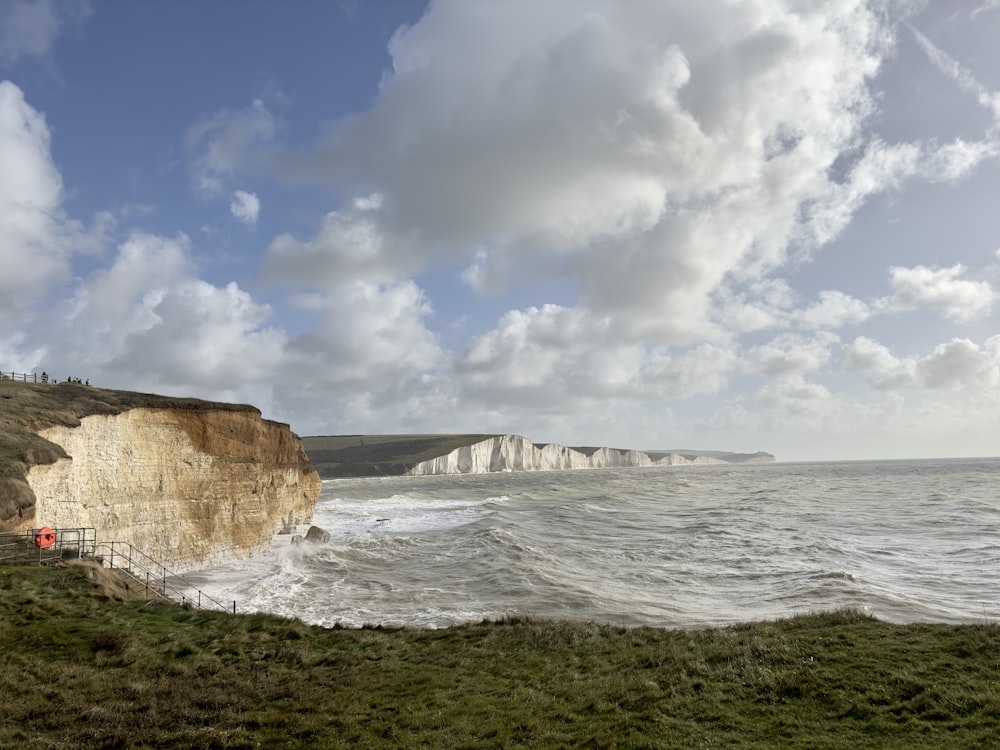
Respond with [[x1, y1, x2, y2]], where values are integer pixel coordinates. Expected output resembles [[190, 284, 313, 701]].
[[191, 458, 1000, 628]]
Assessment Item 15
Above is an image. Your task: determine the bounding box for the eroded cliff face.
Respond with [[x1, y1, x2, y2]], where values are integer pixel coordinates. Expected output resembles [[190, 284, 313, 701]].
[[405, 435, 728, 475], [22, 408, 320, 571]]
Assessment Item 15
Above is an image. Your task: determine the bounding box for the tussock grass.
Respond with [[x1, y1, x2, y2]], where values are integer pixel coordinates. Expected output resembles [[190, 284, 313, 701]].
[[1, 564, 998, 748]]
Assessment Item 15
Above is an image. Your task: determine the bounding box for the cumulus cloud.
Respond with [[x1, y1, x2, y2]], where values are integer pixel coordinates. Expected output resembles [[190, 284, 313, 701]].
[[186, 98, 278, 198], [711, 280, 795, 334], [3, 230, 286, 404], [108, 279, 286, 387], [885, 264, 993, 321], [742, 333, 837, 377], [795, 290, 871, 330], [840, 336, 918, 389], [287, 280, 442, 382], [456, 304, 737, 415], [287, 1, 902, 340], [0, 81, 80, 317], [230, 190, 260, 227], [0, 0, 89, 65], [841, 335, 1000, 390], [275, 0, 997, 357], [267, 280, 447, 431], [263, 194, 419, 286]]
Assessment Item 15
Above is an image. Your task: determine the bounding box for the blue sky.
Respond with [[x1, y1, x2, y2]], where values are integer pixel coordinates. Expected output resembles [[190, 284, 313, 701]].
[[2, 0, 999, 461]]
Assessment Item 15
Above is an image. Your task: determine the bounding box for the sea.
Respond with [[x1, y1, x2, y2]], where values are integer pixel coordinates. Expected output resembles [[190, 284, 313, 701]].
[[189, 458, 1000, 629]]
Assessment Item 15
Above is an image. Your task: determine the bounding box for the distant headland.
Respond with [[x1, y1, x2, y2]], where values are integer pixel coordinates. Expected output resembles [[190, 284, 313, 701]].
[[301, 434, 775, 478]]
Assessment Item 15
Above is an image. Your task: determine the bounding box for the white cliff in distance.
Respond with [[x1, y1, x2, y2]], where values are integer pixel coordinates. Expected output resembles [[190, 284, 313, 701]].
[[406, 435, 773, 476]]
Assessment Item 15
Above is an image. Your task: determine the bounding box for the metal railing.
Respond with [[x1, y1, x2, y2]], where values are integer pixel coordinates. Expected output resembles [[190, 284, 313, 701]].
[[95, 540, 235, 613], [0, 527, 96, 564], [0, 527, 235, 613]]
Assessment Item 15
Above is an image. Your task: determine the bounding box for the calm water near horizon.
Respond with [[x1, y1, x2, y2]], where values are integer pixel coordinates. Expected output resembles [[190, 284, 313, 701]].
[[191, 458, 1000, 628]]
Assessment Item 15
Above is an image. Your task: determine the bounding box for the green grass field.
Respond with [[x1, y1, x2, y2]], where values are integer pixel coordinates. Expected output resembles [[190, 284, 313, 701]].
[[2, 562, 998, 748], [301, 434, 500, 477]]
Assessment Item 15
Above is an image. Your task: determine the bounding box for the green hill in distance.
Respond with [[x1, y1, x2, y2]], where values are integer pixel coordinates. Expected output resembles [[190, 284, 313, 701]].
[[301, 434, 500, 478], [301, 434, 775, 478]]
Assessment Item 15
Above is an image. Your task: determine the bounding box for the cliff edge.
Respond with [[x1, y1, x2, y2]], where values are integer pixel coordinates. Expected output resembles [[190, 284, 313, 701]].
[[1, 381, 320, 571], [406, 436, 775, 475], [302, 434, 775, 477]]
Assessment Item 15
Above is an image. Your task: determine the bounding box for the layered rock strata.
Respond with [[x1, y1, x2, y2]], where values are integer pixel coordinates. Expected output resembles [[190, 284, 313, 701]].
[[23, 408, 320, 571]]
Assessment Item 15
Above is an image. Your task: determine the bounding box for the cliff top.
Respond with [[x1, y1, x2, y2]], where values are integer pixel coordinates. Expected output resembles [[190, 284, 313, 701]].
[[303, 434, 501, 478], [302, 434, 776, 478], [0, 380, 259, 524]]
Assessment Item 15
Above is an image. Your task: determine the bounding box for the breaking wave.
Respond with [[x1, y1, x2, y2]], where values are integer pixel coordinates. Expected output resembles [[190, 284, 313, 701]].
[[190, 458, 1000, 628]]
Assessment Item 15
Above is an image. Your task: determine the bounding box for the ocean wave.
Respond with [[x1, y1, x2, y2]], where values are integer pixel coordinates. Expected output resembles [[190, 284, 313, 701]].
[[190, 458, 1000, 628]]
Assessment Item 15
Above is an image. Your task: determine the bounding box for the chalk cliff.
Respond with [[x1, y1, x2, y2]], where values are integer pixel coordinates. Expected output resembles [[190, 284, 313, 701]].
[[405, 435, 755, 475], [19, 406, 320, 572]]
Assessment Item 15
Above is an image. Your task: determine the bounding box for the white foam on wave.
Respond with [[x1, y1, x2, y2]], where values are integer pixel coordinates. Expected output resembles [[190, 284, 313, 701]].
[[188, 458, 1000, 628], [314, 494, 500, 539]]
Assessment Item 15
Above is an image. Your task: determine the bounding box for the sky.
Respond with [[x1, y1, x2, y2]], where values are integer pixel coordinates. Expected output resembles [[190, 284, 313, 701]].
[[1, 0, 999, 462]]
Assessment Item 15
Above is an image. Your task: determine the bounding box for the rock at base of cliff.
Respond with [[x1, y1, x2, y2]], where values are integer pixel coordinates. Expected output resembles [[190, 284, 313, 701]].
[[304, 526, 330, 544]]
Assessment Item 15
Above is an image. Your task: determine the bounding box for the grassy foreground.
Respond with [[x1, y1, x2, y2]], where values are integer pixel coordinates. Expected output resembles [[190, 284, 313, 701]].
[[2, 563, 999, 749]]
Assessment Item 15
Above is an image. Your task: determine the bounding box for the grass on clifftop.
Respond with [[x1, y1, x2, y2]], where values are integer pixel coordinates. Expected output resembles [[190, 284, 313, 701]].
[[302, 434, 500, 477], [0, 380, 257, 527], [2, 562, 999, 749]]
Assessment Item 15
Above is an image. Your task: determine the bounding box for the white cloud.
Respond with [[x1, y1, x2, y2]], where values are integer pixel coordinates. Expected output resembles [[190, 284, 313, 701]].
[[9, 231, 286, 399], [293, 0, 898, 342], [0, 81, 77, 317], [0, 0, 89, 65], [742, 333, 837, 377], [108, 279, 286, 387], [186, 98, 278, 198], [909, 25, 1000, 125], [973, 0, 1000, 18], [711, 279, 795, 334], [840, 336, 918, 389], [287, 280, 443, 383], [456, 304, 737, 414], [795, 290, 870, 330], [841, 335, 1000, 390], [268, 280, 446, 430], [885, 264, 993, 321], [918, 336, 1000, 389], [263, 194, 417, 287], [230, 190, 260, 227]]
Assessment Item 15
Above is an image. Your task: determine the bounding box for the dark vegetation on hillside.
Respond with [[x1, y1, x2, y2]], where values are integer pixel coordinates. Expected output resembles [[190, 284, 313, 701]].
[[0, 380, 257, 527], [302, 434, 777, 478], [301, 434, 499, 477], [2, 562, 998, 749]]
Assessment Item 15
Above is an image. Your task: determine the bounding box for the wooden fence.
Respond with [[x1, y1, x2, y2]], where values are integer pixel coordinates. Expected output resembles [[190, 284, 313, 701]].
[[1, 370, 44, 383]]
